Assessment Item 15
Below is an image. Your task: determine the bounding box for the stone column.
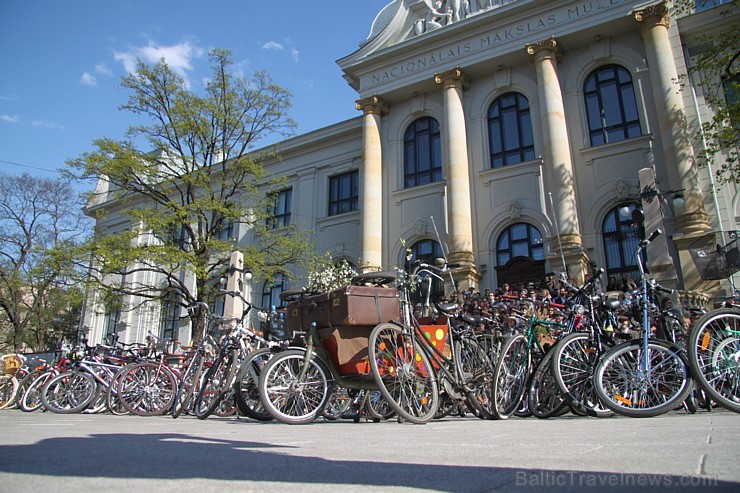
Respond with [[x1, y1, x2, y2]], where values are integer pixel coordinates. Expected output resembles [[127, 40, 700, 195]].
[[634, 2, 709, 235], [356, 95, 389, 272], [434, 67, 475, 267], [223, 251, 245, 321], [526, 36, 585, 281]]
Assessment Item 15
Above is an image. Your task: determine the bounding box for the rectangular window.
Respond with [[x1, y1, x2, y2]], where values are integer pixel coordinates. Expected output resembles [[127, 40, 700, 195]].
[[267, 189, 292, 229], [215, 218, 234, 241], [328, 171, 359, 216]]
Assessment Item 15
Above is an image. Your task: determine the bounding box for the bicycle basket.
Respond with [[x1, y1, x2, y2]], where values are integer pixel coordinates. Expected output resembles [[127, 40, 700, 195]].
[[1, 355, 22, 376], [689, 230, 740, 281]]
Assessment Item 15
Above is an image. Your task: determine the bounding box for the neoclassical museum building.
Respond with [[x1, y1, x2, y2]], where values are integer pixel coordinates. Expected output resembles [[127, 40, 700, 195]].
[[84, 0, 739, 344]]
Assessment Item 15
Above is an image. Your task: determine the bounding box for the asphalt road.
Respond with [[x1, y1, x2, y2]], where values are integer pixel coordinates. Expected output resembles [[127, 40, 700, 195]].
[[0, 408, 738, 493]]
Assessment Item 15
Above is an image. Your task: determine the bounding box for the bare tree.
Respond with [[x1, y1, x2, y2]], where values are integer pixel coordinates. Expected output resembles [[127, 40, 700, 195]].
[[0, 173, 89, 352]]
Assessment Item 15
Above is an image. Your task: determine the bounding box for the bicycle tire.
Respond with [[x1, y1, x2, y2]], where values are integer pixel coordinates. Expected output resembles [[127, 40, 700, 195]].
[[106, 369, 130, 416], [594, 338, 692, 418], [195, 351, 238, 419], [0, 375, 19, 409], [527, 349, 568, 419], [687, 308, 740, 413], [552, 332, 614, 418], [117, 362, 178, 416], [492, 334, 529, 420], [351, 271, 397, 286], [233, 348, 274, 421], [322, 386, 352, 420], [20, 370, 55, 412], [40, 370, 97, 414], [368, 322, 439, 424], [365, 390, 395, 421], [171, 351, 205, 418], [14, 368, 45, 410], [455, 336, 495, 419], [258, 349, 333, 424]]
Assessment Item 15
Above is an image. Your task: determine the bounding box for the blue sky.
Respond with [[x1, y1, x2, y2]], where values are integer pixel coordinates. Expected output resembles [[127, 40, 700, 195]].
[[0, 0, 391, 181]]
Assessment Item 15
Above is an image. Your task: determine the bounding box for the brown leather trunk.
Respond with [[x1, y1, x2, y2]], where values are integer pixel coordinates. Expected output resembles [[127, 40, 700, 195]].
[[287, 286, 399, 331]]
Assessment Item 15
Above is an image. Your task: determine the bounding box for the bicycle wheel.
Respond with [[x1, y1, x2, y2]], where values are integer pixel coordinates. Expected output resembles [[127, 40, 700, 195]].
[[259, 349, 333, 424], [492, 334, 529, 420], [172, 351, 204, 418], [20, 371, 55, 412], [106, 369, 130, 416], [365, 390, 395, 421], [322, 386, 352, 420], [117, 362, 178, 416], [368, 322, 439, 424], [594, 339, 692, 417], [41, 370, 97, 414], [15, 368, 45, 410], [233, 348, 274, 421], [455, 336, 495, 419], [687, 308, 740, 413], [213, 391, 237, 417], [527, 349, 568, 419], [195, 351, 238, 420], [552, 332, 614, 417], [0, 375, 19, 409]]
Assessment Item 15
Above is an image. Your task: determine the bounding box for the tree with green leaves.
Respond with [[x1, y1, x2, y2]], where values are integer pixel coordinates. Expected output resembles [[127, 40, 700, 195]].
[[677, 0, 739, 182], [0, 172, 89, 352], [66, 49, 315, 344]]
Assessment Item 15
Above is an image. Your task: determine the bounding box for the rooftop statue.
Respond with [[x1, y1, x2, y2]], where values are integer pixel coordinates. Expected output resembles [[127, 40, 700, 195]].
[[416, 0, 511, 36]]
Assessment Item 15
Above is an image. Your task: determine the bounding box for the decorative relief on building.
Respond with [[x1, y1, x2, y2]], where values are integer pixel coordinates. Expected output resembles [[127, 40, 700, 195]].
[[434, 66, 469, 89], [355, 95, 390, 115], [415, 0, 518, 36], [633, 2, 669, 28], [509, 200, 523, 219], [368, 0, 631, 87], [526, 35, 559, 57]]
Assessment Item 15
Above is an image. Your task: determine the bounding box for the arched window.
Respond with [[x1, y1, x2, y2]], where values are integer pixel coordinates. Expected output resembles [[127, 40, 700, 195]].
[[404, 117, 443, 188], [496, 223, 544, 266], [584, 64, 642, 146], [488, 92, 535, 168], [262, 273, 287, 310], [602, 204, 645, 285], [406, 239, 446, 302]]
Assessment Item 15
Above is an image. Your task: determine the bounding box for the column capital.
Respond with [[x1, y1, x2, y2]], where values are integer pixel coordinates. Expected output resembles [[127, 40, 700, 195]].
[[633, 2, 670, 29], [355, 95, 389, 115], [526, 35, 559, 59], [434, 67, 469, 90]]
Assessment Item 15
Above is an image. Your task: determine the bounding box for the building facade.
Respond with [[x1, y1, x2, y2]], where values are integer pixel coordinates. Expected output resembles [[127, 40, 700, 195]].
[[84, 0, 739, 345]]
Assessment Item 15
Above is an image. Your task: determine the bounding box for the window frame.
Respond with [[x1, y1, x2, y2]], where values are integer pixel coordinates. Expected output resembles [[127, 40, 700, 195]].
[[584, 64, 642, 146], [487, 92, 536, 169], [267, 188, 292, 230], [496, 223, 544, 266], [403, 117, 444, 188], [328, 170, 359, 216]]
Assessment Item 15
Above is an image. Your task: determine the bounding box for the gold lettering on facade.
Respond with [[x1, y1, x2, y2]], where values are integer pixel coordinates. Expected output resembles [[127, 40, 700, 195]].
[[368, 0, 629, 86]]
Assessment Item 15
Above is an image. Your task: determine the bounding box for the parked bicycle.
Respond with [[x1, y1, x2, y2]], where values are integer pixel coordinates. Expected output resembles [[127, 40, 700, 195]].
[[594, 230, 693, 417]]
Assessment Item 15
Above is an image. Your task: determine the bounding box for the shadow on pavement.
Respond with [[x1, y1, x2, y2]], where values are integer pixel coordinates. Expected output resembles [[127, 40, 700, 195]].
[[0, 431, 735, 492]]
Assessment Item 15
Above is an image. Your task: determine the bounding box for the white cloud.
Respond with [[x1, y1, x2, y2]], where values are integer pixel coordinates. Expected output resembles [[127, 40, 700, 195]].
[[113, 40, 205, 87], [261, 41, 284, 51], [31, 120, 65, 130], [1, 114, 19, 123], [80, 71, 97, 86], [94, 63, 113, 77], [261, 40, 299, 62]]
